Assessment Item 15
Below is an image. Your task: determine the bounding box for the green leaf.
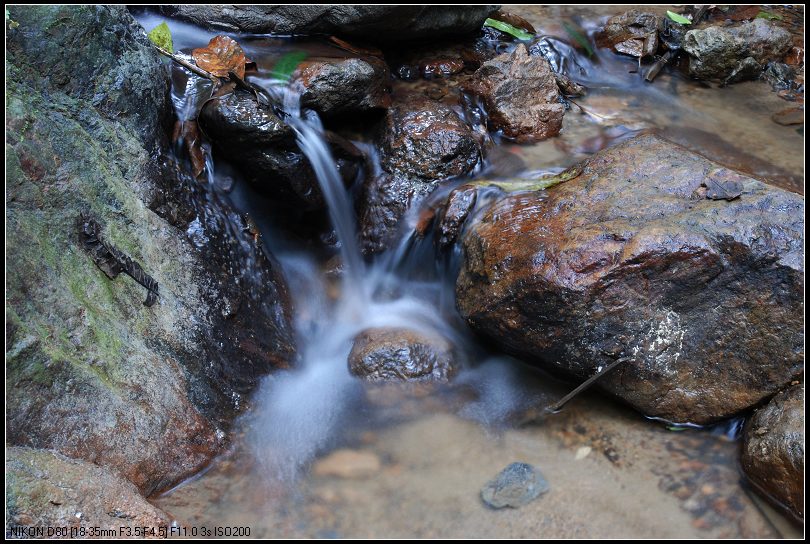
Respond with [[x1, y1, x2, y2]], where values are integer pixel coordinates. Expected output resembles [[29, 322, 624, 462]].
[[147, 22, 173, 53], [271, 51, 308, 82], [666, 11, 692, 25], [483, 17, 534, 41], [562, 21, 595, 57], [666, 425, 687, 432], [756, 11, 783, 20]]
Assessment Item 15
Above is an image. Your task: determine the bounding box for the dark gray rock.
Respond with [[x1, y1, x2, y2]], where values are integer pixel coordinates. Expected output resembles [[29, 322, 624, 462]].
[[682, 18, 792, 81], [6, 447, 171, 533], [348, 327, 456, 382], [481, 462, 549, 509], [154, 5, 498, 44], [456, 134, 804, 424], [741, 384, 804, 522], [296, 56, 391, 117], [6, 5, 296, 498], [464, 44, 564, 143], [198, 89, 363, 209]]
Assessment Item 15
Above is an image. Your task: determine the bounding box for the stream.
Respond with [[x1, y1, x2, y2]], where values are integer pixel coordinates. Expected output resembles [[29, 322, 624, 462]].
[[134, 5, 802, 539]]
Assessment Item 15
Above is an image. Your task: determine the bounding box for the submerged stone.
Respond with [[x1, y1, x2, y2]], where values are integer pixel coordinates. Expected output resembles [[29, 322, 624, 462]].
[[481, 462, 549, 509], [348, 327, 456, 382]]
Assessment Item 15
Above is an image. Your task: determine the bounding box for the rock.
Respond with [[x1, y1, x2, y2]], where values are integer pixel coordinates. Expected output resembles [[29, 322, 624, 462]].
[[295, 56, 391, 117], [682, 19, 792, 81], [437, 185, 478, 249], [199, 89, 363, 209], [464, 44, 564, 143], [741, 384, 804, 522], [762, 62, 797, 91], [313, 449, 382, 479], [596, 10, 662, 58], [6, 447, 171, 533], [771, 107, 804, 126], [152, 6, 497, 44], [481, 462, 549, 509], [360, 97, 482, 253], [379, 97, 482, 181], [349, 327, 456, 382], [456, 133, 803, 424], [6, 5, 295, 498]]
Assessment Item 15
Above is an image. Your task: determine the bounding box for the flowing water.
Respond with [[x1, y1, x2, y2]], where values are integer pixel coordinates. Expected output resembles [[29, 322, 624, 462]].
[[135, 6, 802, 538]]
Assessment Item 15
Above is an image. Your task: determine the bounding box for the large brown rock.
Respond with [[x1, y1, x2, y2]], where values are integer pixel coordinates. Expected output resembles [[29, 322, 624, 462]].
[[349, 327, 456, 382], [456, 133, 804, 424], [464, 44, 564, 143], [741, 384, 804, 522], [6, 447, 171, 534]]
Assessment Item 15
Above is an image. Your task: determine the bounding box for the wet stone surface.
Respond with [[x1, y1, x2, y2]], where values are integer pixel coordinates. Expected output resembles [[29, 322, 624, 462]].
[[481, 462, 550, 509]]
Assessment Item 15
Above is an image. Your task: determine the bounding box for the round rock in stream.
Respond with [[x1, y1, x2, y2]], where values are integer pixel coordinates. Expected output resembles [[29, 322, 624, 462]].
[[348, 327, 456, 382], [464, 44, 564, 143], [481, 462, 550, 509], [456, 133, 804, 425], [741, 384, 804, 522], [295, 56, 392, 118]]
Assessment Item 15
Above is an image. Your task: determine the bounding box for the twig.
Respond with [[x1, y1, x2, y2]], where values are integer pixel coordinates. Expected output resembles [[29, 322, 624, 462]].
[[153, 45, 220, 84], [544, 356, 631, 414]]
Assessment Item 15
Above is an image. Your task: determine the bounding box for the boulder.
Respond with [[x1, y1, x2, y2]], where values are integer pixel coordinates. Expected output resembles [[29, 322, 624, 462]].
[[360, 97, 482, 253], [348, 327, 456, 382], [741, 384, 804, 522], [682, 18, 792, 81], [153, 5, 497, 44], [198, 89, 364, 209], [6, 447, 171, 534], [456, 133, 804, 424], [595, 10, 662, 58], [295, 56, 391, 117], [464, 44, 564, 143], [6, 5, 295, 498]]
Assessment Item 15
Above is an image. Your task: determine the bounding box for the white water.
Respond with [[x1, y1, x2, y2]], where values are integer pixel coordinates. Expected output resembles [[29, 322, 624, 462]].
[[242, 82, 469, 483]]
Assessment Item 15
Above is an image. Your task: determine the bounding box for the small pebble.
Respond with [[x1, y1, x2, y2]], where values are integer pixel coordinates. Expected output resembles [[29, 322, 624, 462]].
[[575, 446, 592, 460], [481, 462, 549, 509]]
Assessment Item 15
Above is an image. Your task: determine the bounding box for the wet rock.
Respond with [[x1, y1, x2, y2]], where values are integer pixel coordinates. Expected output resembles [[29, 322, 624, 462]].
[[313, 449, 382, 479], [6, 447, 171, 532], [762, 62, 797, 91], [438, 185, 478, 249], [481, 462, 549, 509], [456, 133, 803, 424], [295, 56, 391, 117], [682, 19, 792, 81], [379, 96, 482, 181], [741, 384, 804, 522], [7, 5, 295, 498], [771, 107, 804, 126], [359, 97, 482, 253], [152, 6, 497, 44], [199, 89, 363, 209], [464, 44, 564, 143], [596, 10, 662, 58], [359, 174, 437, 254], [348, 327, 456, 382]]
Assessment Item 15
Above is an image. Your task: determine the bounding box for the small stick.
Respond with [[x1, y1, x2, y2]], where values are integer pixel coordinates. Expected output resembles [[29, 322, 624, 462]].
[[544, 357, 631, 414], [153, 45, 220, 84], [645, 50, 674, 82]]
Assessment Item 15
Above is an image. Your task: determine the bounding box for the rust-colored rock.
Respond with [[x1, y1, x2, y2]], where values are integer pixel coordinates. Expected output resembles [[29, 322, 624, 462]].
[[464, 44, 564, 143], [348, 327, 456, 382], [456, 133, 804, 424], [595, 10, 662, 58], [6, 447, 171, 532], [741, 384, 804, 523]]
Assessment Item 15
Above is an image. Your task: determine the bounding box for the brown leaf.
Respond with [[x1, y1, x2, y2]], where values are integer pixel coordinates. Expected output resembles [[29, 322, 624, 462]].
[[173, 120, 206, 178], [328, 36, 384, 58], [491, 10, 537, 34], [192, 35, 247, 79]]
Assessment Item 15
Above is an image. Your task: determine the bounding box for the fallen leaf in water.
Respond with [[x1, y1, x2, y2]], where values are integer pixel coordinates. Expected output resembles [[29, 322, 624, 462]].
[[562, 21, 595, 57], [666, 11, 692, 25], [701, 169, 744, 201], [172, 120, 206, 178], [483, 17, 534, 41], [328, 36, 383, 57], [192, 35, 247, 79], [271, 51, 309, 82], [148, 22, 173, 53], [491, 10, 537, 34]]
